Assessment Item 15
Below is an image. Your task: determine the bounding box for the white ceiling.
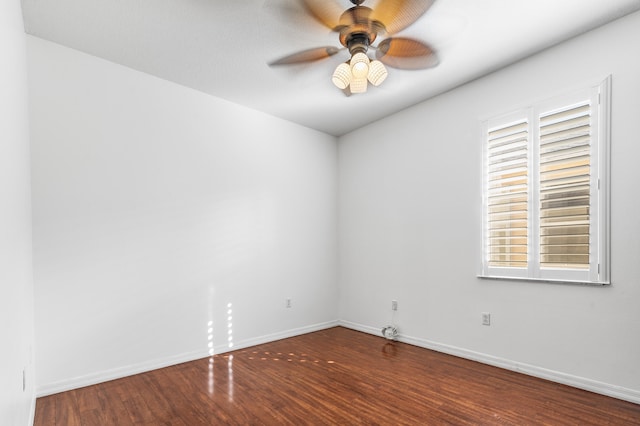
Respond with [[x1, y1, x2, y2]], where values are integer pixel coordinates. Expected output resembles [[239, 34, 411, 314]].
[[21, 0, 640, 136]]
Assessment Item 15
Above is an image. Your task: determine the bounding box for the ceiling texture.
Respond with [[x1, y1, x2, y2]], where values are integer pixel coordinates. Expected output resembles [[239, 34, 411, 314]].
[[21, 0, 640, 136]]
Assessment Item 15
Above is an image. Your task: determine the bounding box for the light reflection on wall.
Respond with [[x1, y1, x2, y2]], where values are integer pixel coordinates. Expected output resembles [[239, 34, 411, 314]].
[[208, 320, 214, 355], [207, 319, 214, 395], [226, 302, 234, 401], [207, 286, 215, 395], [227, 302, 233, 348]]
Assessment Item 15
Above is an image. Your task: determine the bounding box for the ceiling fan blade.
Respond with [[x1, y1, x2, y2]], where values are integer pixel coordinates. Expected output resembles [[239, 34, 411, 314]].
[[369, 0, 435, 34], [375, 37, 438, 69], [269, 46, 341, 66], [299, 0, 346, 31]]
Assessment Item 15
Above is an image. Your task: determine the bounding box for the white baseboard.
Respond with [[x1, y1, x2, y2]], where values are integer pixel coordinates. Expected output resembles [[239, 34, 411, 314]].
[[35, 319, 640, 405], [36, 348, 208, 397], [36, 320, 338, 397], [213, 320, 340, 355], [339, 320, 640, 405]]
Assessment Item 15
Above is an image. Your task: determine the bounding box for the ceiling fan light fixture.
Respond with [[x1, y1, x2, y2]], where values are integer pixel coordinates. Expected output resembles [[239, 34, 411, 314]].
[[350, 76, 368, 93], [271, 0, 439, 96], [332, 63, 352, 89], [367, 60, 388, 86], [350, 52, 370, 79]]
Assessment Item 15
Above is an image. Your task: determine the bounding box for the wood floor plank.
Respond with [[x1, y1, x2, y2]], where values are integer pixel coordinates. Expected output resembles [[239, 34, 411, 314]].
[[34, 327, 640, 425], [54, 391, 83, 426], [34, 395, 56, 426]]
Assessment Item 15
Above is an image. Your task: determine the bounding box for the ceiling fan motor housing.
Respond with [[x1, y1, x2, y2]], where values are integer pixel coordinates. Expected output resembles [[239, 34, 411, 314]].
[[338, 6, 384, 52]]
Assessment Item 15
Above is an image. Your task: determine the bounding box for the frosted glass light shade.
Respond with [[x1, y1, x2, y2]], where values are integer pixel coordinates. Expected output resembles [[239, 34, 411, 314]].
[[350, 52, 370, 79], [350, 76, 367, 93], [332, 63, 351, 89], [367, 60, 388, 86]]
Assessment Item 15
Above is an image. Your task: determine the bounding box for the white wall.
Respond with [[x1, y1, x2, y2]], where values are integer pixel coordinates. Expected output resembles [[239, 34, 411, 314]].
[[28, 37, 338, 394], [0, 1, 36, 425], [338, 11, 640, 402]]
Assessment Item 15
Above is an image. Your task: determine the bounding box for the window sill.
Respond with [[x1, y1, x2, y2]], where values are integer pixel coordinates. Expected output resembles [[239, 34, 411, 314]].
[[477, 275, 610, 286]]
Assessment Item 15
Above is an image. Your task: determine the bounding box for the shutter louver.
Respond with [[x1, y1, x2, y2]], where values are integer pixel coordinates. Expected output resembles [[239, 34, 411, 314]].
[[487, 121, 528, 267], [539, 102, 591, 269]]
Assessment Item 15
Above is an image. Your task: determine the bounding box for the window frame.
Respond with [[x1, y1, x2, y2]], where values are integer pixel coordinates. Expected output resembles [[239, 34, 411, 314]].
[[479, 77, 611, 285]]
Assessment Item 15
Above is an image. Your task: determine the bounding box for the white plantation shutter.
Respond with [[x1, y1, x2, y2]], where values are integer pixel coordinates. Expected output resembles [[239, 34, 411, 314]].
[[539, 102, 591, 270], [481, 77, 610, 284], [487, 120, 529, 268]]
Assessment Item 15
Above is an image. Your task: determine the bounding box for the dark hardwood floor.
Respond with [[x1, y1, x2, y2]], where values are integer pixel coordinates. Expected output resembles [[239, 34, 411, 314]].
[[35, 327, 640, 425]]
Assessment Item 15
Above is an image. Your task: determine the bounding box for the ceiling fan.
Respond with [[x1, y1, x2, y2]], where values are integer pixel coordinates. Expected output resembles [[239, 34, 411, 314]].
[[269, 0, 438, 94]]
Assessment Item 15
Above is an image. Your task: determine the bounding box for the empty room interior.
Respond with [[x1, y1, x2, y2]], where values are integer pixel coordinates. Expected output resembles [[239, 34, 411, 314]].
[[3, 0, 640, 424]]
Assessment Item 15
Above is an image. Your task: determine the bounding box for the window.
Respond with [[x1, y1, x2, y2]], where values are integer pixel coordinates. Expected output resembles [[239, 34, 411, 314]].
[[480, 77, 610, 284]]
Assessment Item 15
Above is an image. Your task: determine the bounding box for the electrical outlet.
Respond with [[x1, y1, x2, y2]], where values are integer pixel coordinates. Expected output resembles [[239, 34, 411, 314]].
[[482, 312, 491, 326], [391, 300, 398, 311], [286, 298, 292, 308]]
